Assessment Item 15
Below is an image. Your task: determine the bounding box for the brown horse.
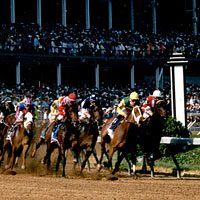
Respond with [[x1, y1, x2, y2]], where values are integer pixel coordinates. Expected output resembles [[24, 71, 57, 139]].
[[75, 103, 103, 173], [41, 105, 79, 177], [0, 113, 16, 165], [97, 105, 143, 175], [5, 112, 33, 170]]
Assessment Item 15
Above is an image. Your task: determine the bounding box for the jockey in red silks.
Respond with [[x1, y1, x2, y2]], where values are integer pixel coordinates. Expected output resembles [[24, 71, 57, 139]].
[[6, 97, 35, 140], [51, 93, 77, 143], [141, 89, 163, 120]]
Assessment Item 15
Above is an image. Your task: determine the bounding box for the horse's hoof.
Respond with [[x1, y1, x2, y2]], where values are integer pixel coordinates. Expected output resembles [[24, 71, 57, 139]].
[[5, 164, 10, 170], [21, 165, 26, 169], [31, 151, 36, 158], [41, 160, 45, 165], [97, 164, 103, 172], [73, 158, 78, 163]]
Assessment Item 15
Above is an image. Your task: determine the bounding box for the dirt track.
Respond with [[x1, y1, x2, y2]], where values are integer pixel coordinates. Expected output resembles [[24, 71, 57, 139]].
[[1, 141, 200, 200]]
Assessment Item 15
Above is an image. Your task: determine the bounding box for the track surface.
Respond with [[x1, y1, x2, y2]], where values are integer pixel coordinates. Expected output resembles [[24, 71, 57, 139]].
[[1, 137, 200, 200]]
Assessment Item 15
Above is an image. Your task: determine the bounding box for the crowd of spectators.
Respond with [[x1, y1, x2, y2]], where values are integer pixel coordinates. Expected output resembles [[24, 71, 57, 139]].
[[0, 80, 200, 128], [0, 23, 200, 58]]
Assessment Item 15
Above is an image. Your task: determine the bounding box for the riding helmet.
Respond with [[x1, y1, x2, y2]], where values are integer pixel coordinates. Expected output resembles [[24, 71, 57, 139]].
[[130, 92, 139, 100], [152, 90, 162, 97], [68, 93, 76, 101]]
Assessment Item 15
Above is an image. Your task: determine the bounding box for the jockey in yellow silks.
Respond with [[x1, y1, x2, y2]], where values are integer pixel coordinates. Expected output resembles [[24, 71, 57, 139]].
[[107, 91, 142, 139]]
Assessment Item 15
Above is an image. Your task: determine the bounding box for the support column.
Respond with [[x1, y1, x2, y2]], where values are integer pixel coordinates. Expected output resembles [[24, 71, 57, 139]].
[[152, 0, 156, 34], [108, 0, 112, 31], [57, 63, 61, 87], [130, 0, 134, 31], [10, 0, 15, 23], [62, 0, 67, 27], [192, 0, 197, 36], [131, 65, 135, 89], [156, 67, 163, 89], [167, 53, 188, 127], [37, 0, 42, 27], [95, 64, 99, 89], [16, 61, 20, 85], [85, 0, 90, 29]]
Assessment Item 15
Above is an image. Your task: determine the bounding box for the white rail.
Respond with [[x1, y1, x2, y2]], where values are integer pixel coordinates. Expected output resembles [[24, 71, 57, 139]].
[[160, 137, 200, 145]]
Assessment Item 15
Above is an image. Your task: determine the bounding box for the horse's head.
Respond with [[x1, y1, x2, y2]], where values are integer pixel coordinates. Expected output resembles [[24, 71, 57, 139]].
[[154, 100, 167, 119], [24, 112, 33, 133], [66, 105, 79, 127], [127, 106, 143, 125], [90, 104, 103, 126]]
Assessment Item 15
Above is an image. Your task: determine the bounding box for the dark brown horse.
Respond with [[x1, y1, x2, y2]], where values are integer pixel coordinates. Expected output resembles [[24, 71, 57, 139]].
[[0, 113, 16, 165], [41, 105, 79, 177], [139, 99, 167, 177], [97, 105, 143, 175], [5, 112, 33, 170]]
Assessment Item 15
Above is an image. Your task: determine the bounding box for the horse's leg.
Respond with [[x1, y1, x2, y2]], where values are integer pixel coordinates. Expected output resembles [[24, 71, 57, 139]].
[[6, 146, 16, 169], [106, 145, 115, 171], [97, 139, 107, 171], [0, 140, 10, 164], [124, 154, 132, 176], [147, 153, 154, 178], [80, 149, 93, 173], [56, 148, 62, 177], [31, 138, 45, 158], [46, 143, 56, 169], [80, 150, 91, 171], [21, 144, 29, 169], [92, 148, 99, 166], [142, 154, 147, 172], [112, 152, 125, 175], [61, 151, 66, 178], [130, 153, 137, 176]]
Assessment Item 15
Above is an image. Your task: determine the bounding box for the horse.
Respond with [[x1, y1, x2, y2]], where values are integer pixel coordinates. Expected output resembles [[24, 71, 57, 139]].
[[0, 113, 16, 165], [97, 105, 142, 175], [139, 99, 167, 177], [4, 112, 33, 170], [75, 103, 103, 173], [41, 104, 80, 177]]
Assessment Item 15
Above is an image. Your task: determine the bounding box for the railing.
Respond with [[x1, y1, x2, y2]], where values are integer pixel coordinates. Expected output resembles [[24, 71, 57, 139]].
[[0, 44, 193, 58], [187, 113, 200, 132]]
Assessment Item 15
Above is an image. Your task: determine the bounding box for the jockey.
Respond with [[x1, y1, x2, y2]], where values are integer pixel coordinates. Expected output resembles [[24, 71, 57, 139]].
[[107, 91, 142, 139], [51, 93, 77, 143], [79, 94, 99, 121], [6, 97, 35, 140], [40, 99, 59, 140], [141, 89, 163, 120]]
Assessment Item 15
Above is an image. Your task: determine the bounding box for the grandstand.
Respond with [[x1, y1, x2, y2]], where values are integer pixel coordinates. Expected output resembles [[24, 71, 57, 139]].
[[0, 0, 199, 87]]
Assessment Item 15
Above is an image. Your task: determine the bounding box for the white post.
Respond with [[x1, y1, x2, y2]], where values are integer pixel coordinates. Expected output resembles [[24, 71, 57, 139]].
[[16, 61, 20, 85], [95, 64, 99, 89], [167, 53, 188, 127], [152, 0, 156, 34], [62, 0, 67, 27], [131, 65, 135, 89], [37, 0, 42, 27], [108, 0, 112, 31], [10, 0, 15, 23], [85, 0, 90, 29], [57, 63, 61, 86]]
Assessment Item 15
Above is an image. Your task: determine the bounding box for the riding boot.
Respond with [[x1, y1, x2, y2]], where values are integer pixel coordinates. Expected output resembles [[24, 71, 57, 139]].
[[51, 123, 62, 143], [6, 124, 16, 140], [40, 123, 49, 139]]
